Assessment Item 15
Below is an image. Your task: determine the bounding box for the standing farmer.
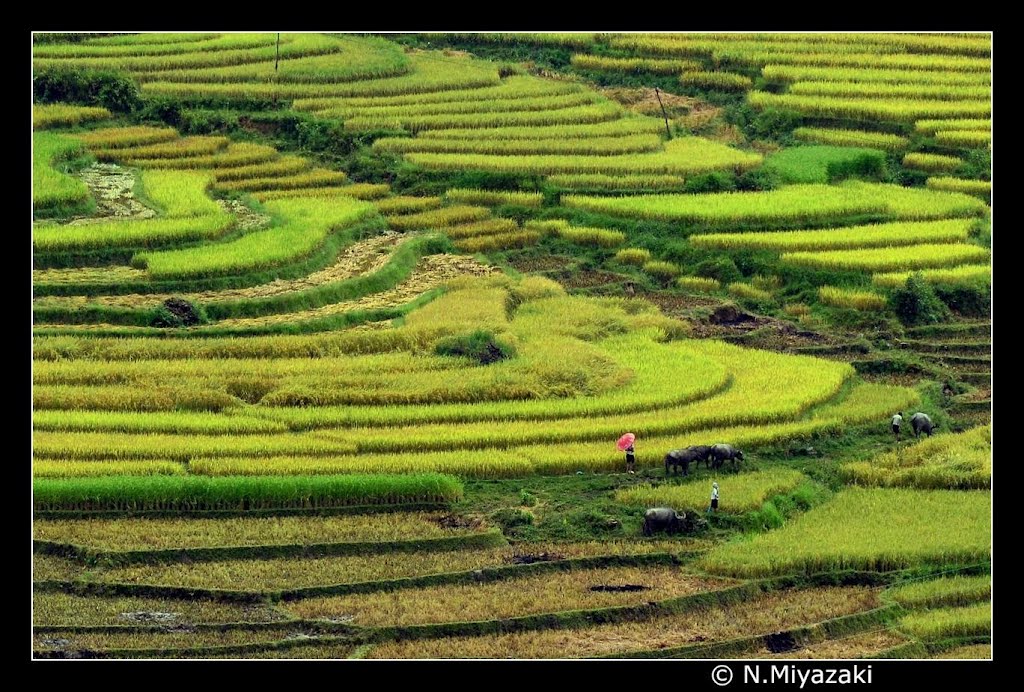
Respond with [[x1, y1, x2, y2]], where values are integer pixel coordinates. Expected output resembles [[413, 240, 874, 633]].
[[617, 433, 637, 475], [708, 482, 719, 513], [891, 412, 903, 441]]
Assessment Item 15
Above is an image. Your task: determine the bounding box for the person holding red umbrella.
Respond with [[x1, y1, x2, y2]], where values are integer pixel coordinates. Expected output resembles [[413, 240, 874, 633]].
[[617, 433, 636, 474]]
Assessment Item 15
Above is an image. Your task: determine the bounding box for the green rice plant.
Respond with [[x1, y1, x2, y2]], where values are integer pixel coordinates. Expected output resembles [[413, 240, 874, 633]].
[[76, 126, 179, 148], [210, 156, 311, 182], [690, 219, 975, 253], [286, 566, 730, 627], [405, 137, 762, 176], [788, 81, 990, 101], [841, 425, 991, 490], [933, 645, 991, 659], [346, 102, 624, 133], [564, 182, 987, 228], [421, 117, 666, 141], [368, 586, 879, 659], [92, 136, 230, 161], [33, 385, 239, 412], [614, 248, 652, 265], [191, 451, 535, 479], [32, 410, 288, 435], [35, 171, 228, 251], [445, 219, 520, 239], [133, 36, 410, 84], [903, 152, 964, 173], [699, 488, 991, 577], [32, 430, 356, 460], [748, 92, 991, 122], [386, 205, 491, 231], [250, 335, 729, 431], [34, 213, 233, 251], [34, 131, 90, 211], [34, 33, 343, 71], [818, 286, 887, 310], [872, 264, 991, 288], [793, 127, 909, 152], [552, 224, 627, 247], [453, 231, 542, 252], [372, 196, 442, 215], [728, 282, 773, 302], [763, 145, 886, 184], [914, 119, 991, 134], [376, 134, 664, 156], [140, 170, 221, 217], [443, 189, 544, 207], [34, 511, 482, 551], [437, 32, 598, 47], [886, 574, 990, 609], [323, 91, 605, 119], [925, 177, 991, 198], [123, 143, 279, 169], [257, 183, 390, 202], [548, 173, 687, 191], [718, 50, 990, 72], [781, 243, 990, 273], [762, 64, 991, 86], [935, 130, 991, 148], [32, 591, 277, 628], [33, 460, 186, 478], [33, 473, 463, 511], [138, 51, 500, 101], [33, 103, 110, 129], [643, 260, 680, 281], [680, 71, 753, 90], [35, 33, 283, 56], [899, 604, 991, 640], [214, 168, 347, 193], [134, 196, 375, 279], [570, 54, 702, 74], [677, 276, 720, 292], [90, 540, 673, 592], [617, 468, 806, 513]]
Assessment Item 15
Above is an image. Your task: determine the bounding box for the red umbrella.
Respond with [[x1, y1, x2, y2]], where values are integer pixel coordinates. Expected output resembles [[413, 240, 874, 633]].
[[617, 433, 636, 451]]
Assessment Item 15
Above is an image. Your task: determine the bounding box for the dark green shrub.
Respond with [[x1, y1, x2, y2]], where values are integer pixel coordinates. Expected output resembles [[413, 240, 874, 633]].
[[935, 284, 990, 318], [684, 172, 736, 193], [34, 68, 142, 112], [491, 507, 534, 530], [891, 274, 951, 325], [434, 330, 517, 364], [695, 256, 743, 284]]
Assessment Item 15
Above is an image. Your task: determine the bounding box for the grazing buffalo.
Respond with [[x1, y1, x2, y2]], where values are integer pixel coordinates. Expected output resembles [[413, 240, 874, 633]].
[[910, 412, 936, 438], [664, 445, 713, 476], [708, 443, 744, 470], [642, 507, 685, 536]]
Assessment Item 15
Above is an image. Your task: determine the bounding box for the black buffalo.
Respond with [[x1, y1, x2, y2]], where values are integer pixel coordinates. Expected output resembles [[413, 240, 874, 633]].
[[708, 443, 744, 470], [642, 507, 685, 536], [910, 412, 936, 438], [664, 445, 713, 476]]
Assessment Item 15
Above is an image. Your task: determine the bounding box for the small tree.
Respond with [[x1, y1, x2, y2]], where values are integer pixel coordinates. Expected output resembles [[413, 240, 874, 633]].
[[891, 273, 950, 325]]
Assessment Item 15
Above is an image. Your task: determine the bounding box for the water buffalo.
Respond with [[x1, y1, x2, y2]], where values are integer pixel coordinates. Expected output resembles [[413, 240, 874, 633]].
[[708, 443, 744, 470], [664, 445, 713, 476], [642, 507, 685, 536], [910, 412, 936, 438]]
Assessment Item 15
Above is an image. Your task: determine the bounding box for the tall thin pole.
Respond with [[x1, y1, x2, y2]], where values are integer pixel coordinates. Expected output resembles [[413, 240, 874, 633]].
[[275, 33, 280, 72], [654, 87, 671, 140]]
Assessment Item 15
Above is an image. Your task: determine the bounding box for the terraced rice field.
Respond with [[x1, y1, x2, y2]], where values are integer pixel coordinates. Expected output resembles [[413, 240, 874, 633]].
[[32, 31, 992, 661]]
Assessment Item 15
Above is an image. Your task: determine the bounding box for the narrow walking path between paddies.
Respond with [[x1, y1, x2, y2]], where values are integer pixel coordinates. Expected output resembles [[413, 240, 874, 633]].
[[32, 31, 992, 661]]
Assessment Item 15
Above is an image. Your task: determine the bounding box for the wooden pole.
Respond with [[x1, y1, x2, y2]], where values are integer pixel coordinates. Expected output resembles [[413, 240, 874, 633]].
[[275, 33, 280, 72], [654, 87, 671, 140]]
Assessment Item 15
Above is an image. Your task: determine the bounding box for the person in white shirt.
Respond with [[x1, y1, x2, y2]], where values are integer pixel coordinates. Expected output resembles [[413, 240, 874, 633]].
[[708, 482, 719, 513], [891, 412, 904, 441]]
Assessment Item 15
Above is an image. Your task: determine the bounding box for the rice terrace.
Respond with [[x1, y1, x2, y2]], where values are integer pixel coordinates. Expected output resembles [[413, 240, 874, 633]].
[[30, 31, 992, 662]]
